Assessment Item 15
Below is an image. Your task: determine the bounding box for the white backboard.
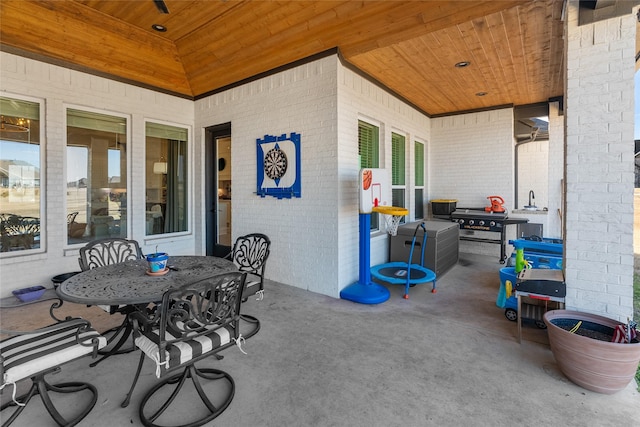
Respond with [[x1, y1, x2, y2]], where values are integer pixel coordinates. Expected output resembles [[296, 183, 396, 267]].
[[359, 168, 389, 214]]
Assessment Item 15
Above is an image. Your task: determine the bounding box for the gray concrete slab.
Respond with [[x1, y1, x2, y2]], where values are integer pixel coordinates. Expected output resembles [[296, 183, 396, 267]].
[[2, 253, 638, 426]]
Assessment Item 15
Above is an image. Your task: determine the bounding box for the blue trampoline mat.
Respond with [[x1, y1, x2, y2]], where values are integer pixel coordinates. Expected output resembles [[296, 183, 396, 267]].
[[371, 262, 436, 285]]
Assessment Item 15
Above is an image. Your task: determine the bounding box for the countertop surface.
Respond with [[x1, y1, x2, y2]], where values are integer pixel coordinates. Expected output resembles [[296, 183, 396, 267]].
[[511, 209, 547, 215]]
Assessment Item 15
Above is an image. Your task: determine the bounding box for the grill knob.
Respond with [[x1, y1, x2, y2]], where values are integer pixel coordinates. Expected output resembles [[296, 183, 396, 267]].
[[479, 220, 485, 226], [490, 221, 496, 227], [458, 219, 465, 224], [469, 220, 475, 225]]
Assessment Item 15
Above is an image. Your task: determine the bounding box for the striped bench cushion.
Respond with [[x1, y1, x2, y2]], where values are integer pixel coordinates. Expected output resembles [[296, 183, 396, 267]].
[[0, 322, 106, 384], [135, 322, 236, 377]]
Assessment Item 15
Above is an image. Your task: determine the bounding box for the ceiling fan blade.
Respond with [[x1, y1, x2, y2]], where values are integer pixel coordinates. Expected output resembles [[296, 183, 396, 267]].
[[153, 0, 170, 14]]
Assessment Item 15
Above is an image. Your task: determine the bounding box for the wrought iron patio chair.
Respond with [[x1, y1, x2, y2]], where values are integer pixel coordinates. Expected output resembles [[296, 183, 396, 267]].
[[79, 237, 144, 314], [227, 233, 271, 300], [66, 211, 79, 236], [223, 233, 270, 337], [0, 318, 106, 426], [66, 211, 78, 226], [78, 238, 145, 365], [121, 271, 250, 427], [0, 215, 40, 252], [79, 237, 144, 272]]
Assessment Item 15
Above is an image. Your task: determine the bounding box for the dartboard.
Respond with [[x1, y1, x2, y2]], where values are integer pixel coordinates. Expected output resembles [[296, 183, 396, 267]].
[[264, 147, 288, 180]]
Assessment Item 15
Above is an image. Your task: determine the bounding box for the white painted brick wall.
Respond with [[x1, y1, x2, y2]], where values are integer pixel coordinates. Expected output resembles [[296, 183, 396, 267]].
[[0, 52, 195, 297], [431, 110, 514, 207], [517, 140, 548, 209], [195, 56, 340, 297], [195, 55, 431, 298], [430, 102, 565, 257], [0, 51, 561, 300], [564, 3, 636, 321], [337, 61, 431, 292], [5, 11, 630, 314], [430, 110, 514, 257], [546, 101, 564, 239]]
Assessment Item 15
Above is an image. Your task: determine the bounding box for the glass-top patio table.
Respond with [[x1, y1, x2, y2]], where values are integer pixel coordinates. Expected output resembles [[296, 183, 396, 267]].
[[57, 255, 237, 306]]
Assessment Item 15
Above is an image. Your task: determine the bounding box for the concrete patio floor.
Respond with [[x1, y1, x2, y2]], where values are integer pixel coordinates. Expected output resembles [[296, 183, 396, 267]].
[[1, 253, 638, 426]]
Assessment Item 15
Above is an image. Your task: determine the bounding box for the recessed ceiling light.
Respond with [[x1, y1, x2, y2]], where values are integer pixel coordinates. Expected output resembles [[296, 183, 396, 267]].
[[152, 24, 167, 32], [454, 61, 470, 68], [476, 92, 488, 97]]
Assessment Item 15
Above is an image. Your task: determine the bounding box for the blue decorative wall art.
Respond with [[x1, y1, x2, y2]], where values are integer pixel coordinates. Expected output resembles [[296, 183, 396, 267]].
[[256, 132, 301, 199]]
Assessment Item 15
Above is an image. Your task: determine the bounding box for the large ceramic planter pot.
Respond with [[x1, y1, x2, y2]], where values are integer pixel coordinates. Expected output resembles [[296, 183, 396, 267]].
[[544, 310, 640, 394]]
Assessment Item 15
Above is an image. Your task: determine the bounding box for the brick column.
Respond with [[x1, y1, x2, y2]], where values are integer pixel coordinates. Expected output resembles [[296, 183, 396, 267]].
[[564, 2, 636, 320]]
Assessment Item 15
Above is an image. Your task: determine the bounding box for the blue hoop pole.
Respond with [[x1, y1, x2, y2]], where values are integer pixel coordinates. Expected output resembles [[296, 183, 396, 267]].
[[359, 213, 371, 285], [340, 213, 390, 304]]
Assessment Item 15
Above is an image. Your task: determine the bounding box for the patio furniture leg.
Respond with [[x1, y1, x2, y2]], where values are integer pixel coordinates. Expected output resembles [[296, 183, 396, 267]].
[[90, 316, 134, 367], [239, 314, 261, 339], [39, 380, 98, 426], [121, 351, 146, 408], [139, 364, 234, 427], [1, 369, 98, 427]]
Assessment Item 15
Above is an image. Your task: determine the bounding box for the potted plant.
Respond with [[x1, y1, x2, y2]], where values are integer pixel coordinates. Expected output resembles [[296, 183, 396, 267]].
[[544, 310, 640, 394]]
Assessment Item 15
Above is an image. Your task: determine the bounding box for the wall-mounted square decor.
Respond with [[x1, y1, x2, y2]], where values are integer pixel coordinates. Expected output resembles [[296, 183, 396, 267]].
[[256, 132, 301, 199]]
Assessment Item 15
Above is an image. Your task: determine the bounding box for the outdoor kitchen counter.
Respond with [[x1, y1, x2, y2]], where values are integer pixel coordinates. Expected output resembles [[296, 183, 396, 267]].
[[511, 209, 548, 215]]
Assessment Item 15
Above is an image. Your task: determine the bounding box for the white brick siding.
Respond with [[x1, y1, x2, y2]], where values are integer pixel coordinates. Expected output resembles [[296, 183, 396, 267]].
[[517, 139, 549, 210], [429, 103, 565, 256], [195, 56, 432, 298], [564, 3, 636, 321], [0, 52, 195, 294], [337, 61, 431, 294], [195, 56, 340, 297], [430, 110, 514, 257], [1, 2, 636, 318], [431, 110, 514, 207], [546, 101, 564, 239]]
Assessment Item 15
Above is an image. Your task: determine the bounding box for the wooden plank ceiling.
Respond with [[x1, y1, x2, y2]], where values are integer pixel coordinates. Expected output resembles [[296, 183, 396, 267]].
[[0, 0, 565, 116]]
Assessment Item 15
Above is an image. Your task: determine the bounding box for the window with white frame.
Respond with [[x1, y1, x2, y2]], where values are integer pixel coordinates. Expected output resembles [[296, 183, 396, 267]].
[[0, 96, 42, 253], [66, 109, 127, 244], [145, 122, 188, 235], [391, 132, 406, 222], [415, 141, 425, 219], [358, 120, 380, 230]]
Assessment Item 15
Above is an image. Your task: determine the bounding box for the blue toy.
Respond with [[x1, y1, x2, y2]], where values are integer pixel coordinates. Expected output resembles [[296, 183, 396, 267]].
[[340, 169, 397, 304], [504, 296, 518, 321], [370, 222, 436, 299], [498, 237, 562, 326], [507, 237, 563, 269], [504, 295, 547, 329], [339, 210, 391, 304]]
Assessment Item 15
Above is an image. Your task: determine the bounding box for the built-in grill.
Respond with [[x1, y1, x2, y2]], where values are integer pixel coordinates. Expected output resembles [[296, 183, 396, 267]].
[[434, 208, 528, 263], [450, 209, 508, 232]]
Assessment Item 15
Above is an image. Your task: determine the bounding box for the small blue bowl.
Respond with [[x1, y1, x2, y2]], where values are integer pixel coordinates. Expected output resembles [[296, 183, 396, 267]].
[[12, 286, 46, 302]]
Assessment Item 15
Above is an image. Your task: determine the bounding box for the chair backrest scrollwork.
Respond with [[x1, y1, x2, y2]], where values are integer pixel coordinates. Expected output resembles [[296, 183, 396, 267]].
[[79, 238, 144, 271], [229, 233, 271, 295], [0, 214, 40, 251], [230, 233, 270, 275]]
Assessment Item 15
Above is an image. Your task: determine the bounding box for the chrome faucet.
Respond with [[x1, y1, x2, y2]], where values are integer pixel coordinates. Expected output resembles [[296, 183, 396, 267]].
[[528, 190, 535, 206]]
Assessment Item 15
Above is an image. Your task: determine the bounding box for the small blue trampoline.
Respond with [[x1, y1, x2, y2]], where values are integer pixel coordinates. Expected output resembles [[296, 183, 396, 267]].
[[371, 222, 436, 299]]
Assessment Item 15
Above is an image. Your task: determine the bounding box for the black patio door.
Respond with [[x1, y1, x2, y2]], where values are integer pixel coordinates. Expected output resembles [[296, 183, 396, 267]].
[[204, 123, 231, 256]]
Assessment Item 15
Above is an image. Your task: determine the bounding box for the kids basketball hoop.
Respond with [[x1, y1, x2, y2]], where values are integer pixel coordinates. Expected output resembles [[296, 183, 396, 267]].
[[372, 206, 408, 236]]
